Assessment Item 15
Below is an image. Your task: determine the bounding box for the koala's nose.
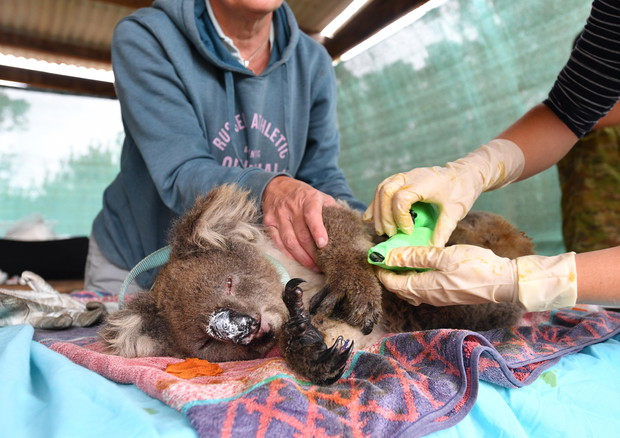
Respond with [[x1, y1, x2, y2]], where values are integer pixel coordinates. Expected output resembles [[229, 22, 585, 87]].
[[207, 309, 260, 345]]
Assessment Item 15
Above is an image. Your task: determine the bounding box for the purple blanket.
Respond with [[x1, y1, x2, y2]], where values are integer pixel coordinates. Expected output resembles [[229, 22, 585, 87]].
[[35, 308, 620, 438]]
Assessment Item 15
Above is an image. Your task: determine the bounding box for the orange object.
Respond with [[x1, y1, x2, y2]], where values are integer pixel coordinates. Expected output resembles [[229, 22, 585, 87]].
[[165, 358, 223, 379]]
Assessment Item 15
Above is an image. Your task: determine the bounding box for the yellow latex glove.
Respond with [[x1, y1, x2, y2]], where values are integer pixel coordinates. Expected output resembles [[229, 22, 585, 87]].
[[376, 245, 578, 312], [363, 139, 525, 246]]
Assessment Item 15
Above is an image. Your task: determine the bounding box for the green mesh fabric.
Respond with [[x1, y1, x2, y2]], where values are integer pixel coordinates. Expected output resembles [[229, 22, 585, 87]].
[[334, 0, 592, 255], [0, 88, 122, 238]]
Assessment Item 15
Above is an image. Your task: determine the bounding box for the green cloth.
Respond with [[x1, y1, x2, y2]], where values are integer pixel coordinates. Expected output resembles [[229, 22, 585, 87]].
[[556, 124, 620, 252]]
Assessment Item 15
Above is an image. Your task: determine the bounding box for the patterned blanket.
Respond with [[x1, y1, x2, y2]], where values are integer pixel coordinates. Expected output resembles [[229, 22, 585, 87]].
[[34, 301, 620, 438]]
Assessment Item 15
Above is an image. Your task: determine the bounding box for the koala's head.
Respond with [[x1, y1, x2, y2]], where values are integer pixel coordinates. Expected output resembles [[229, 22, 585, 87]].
[[152, 185, 288, 362]]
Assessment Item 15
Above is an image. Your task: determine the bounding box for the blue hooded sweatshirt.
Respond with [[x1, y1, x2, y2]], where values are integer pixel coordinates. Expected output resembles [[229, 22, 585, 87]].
[[92, 0, 364, 287]]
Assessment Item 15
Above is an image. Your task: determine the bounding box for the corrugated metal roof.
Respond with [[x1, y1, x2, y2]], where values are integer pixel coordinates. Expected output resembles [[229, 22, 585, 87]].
[[287, 0, 354, 34], [0, 0, 424, 96], [0, 0, 354, 68]]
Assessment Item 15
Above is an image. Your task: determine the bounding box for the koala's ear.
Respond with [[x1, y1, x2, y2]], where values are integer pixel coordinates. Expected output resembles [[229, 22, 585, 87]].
[[170, 184, 263, 253], [99, 308, 163, 357]]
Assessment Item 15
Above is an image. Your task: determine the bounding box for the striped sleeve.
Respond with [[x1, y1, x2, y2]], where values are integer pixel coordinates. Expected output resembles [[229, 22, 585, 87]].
[[544, 0, 620, 138]]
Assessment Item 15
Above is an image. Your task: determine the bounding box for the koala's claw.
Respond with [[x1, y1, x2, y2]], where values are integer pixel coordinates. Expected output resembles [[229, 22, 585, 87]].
[[309, 285, 380, 336], [361, 319, 375, 336], [280, 279, 353, 385], [319, 335, 354, 368], [283, 278, 307, 317]]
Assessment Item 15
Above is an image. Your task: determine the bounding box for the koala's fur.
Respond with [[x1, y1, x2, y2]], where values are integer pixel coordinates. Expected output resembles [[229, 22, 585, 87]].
[[100, 184, 534, 384]]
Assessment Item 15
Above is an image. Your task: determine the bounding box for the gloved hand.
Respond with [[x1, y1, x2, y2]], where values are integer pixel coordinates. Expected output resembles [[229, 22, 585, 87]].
[[375, 245, 578, 312], [363, 139, 525, 246], [0, 271, 107, 329]]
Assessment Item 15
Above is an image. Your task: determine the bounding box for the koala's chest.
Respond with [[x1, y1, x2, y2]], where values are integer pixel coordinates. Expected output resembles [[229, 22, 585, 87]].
[[257, 240, 326, 307], [257, 235, 388, 351]]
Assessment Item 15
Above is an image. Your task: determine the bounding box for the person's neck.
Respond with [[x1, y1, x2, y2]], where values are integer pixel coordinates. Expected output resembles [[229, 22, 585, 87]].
[[209, 0, 273, 68]]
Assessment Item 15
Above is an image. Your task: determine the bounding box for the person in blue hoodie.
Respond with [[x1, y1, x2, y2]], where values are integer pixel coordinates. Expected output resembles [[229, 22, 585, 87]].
[[84, 0, 365, 294]]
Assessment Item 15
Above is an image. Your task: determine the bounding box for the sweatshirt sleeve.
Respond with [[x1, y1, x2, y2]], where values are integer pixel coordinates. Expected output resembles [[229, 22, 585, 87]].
[[294, 48, 367, 212], [112, 17, 279, 214], [543, 0, 620, 138]]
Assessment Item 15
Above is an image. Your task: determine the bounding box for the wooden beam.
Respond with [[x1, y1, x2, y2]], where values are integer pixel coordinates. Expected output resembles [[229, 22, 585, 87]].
[[0, 65, 116, 98], [323, 0, 428, 59], [0, 30, 112, 64]]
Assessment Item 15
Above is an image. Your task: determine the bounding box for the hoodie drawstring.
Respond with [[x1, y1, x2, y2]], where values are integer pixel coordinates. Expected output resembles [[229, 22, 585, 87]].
[[282, 63, 291, 170], [224, 71, 245, 166]]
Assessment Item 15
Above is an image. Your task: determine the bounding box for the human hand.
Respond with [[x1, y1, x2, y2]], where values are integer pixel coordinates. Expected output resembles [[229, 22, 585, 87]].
[[262, 176, 338, 271], [375, 244, 577, 312], [363, 139, 525, 246]]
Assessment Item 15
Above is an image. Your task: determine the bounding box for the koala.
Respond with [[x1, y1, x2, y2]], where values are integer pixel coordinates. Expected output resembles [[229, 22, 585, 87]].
[[100, 184, 533, 385]]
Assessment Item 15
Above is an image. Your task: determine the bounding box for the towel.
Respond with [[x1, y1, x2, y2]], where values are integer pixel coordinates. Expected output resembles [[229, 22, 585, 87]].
[[36, 307, 620, 438]]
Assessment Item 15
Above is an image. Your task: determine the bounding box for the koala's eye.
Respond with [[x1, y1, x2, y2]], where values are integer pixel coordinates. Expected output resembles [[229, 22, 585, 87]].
[[226, 276, 233, 294]]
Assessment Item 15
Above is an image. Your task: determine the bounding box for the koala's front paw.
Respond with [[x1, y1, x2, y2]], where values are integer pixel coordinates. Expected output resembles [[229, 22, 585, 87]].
[[309, 269, 382, 335], [280, 278, 353, 385]]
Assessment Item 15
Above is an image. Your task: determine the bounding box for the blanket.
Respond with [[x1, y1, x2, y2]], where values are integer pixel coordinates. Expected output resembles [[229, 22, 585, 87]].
[[34, 301, 620, 438]]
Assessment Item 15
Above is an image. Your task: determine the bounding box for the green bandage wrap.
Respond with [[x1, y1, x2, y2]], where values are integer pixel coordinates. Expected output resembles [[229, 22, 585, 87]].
[[368, 202, 438, 271]]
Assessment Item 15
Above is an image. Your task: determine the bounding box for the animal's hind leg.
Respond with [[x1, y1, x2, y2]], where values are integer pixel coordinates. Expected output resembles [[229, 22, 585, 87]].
[[280, 278, 354, 385], [447, 211, 535, 258]]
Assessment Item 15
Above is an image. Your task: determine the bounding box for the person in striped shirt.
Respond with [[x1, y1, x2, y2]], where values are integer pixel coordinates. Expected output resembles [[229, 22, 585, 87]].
[[364, 0, 620, 312]]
